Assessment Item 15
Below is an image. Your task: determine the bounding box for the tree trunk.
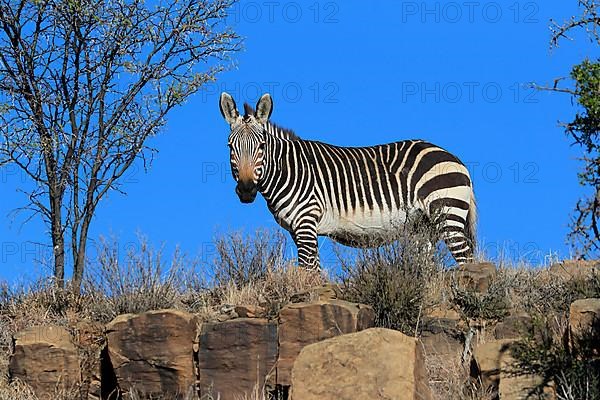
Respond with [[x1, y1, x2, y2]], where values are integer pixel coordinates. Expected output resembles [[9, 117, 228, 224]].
[[72, 213, 92, 292], [50, 194, 65, 289]]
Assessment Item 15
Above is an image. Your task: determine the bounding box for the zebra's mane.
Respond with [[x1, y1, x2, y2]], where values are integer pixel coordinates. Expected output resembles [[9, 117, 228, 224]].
[[243, 103, 300, 141]]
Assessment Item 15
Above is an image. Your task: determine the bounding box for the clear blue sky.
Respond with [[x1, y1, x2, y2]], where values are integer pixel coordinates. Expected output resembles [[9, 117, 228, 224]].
[[0, 1, 595, 281]]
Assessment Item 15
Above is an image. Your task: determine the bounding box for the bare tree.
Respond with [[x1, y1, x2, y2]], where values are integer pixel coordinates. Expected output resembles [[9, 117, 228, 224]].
[[0, 0, 241, 289]]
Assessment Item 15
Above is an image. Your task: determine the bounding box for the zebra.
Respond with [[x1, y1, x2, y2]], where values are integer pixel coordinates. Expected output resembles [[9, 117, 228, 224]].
[[219, 92, 476, 269]]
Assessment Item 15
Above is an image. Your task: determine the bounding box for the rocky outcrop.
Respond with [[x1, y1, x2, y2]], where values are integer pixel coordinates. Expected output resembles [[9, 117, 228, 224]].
[[420, 305, 465, 395], [455, 262, 497, 293], [198, 318, 277, 399], [234, 304, 266, 318], [290, 328, 432, 400], [494, 313, 533, 340], [472, 339, 515, 395], [472, 339, 554, 400], [277, 300, 375, 386], [105, 309, 198, 398], [549, 260, 599, 280], [568, 298, 600, 357], [421, 306, 464, 359], [9, 325, 81, 399]]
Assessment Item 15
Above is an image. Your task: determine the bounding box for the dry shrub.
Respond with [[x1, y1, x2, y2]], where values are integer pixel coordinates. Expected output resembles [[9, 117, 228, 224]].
[[82, 236, 191, 323], [425, 352, 495, 400], [210, 229, 289, 287], [205, 229, 325, 317], [450, 272, 511, 321], [0, 379, 37, 400], [339, 211, 448, 335], [123, 386, 197, 400], [0, 377, 84, 400]]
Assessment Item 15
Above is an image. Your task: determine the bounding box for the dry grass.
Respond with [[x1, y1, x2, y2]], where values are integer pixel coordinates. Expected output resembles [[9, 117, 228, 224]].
[[1, 226, 600, 400], [0, 379, 37, 400], [338, 211, 449, 335], [0, 229, 325, 400], [424, 353, 495, 400]]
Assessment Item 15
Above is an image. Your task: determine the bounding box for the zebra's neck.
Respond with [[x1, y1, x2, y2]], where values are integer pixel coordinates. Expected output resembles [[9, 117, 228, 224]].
[[264, 121, 300, 141], [258, 134, 308, 210]]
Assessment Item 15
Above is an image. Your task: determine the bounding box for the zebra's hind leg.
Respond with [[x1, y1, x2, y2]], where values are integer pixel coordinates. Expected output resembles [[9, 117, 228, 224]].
[[441, 222, 474, 265], [291, 217, 320, 270]]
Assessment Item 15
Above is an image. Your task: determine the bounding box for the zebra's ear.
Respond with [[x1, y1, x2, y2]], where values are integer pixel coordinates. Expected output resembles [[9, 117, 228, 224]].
[[255, 93, 273, 124], [220, 92, 239, 125]]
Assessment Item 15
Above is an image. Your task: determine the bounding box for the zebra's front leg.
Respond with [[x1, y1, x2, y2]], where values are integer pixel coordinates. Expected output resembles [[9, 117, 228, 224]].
[[292, 216, 320, 270]]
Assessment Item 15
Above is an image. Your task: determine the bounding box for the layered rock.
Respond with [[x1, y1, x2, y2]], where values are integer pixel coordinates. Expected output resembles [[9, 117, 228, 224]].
[[549, 260, 599, 280], [568, 298, 600, 357], [105, 309, 198, 398], [277, 299, 375, 386], [290, 328, 431, 400], [198, 318, 277, 399], [494, 313, 533, 340], [9, 325, 81, 399], [472, 339, 554, 400], [455, 262, 497, 293]]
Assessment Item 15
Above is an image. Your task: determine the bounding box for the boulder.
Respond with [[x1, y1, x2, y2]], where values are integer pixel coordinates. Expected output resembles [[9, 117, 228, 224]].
[[198, 318, 277, 399], [234, 304, 266, 318], [455, 262, 497, 293], [472, 339, 514, 394], [549, 260, 599, 280], [569, 298, 600, 357], [277, 300, 375, 386], [74, 320, 106, 400], [421, 305, 465, 394], [290, 284, 342, 303], [290, 328, 431, 400], [9, 325, 81, 398], [472, 339, 554, 399], [421, 306, 464, 358], [499, 348, 555, 400], [494, 313, 533, 340], [105, 309, 198, 398]]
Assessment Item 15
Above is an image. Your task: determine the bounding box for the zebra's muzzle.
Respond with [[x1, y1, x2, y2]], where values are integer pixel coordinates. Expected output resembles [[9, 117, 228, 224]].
[[236, 181, 258, 203]]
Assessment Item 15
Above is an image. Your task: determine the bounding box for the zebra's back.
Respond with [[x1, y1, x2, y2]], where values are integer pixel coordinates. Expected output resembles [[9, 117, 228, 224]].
[[298, 139, 473, 247]]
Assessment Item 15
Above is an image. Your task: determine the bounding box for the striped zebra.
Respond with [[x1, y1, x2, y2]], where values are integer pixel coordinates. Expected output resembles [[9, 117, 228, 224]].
[[220, 92, 476, 268]]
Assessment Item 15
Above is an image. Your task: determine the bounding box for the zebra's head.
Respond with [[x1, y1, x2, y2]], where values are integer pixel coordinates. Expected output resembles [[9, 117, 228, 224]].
[[219, 92, 273, 204]]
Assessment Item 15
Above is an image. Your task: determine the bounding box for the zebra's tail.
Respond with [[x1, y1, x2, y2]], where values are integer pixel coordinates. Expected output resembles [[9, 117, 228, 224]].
[[465, 188, 477, 258]]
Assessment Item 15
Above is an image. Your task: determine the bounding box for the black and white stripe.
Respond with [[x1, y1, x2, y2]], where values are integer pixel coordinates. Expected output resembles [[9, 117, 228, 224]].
[[220, 93, 476, 268]]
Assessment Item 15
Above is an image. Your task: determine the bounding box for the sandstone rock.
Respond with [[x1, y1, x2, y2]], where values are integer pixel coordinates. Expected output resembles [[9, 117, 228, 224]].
[[9, 325, 81, 399], [421, 307, 465, 398], [198, 318, 277, 399], [569, 298, 600, 357], [234, 304, 266, 318], [472, 339, 554, 399], [74, 320, 106, 400], [494, 313, 533, 340], [455, 262, 497, 293], [472, 339, 514, 393], [290, 284, 342, 303], [290, 328, 431, 400], [106, 309, 198, 398], [499, 347, 555, 400], [217, 304, 238, 321], [421, 306, 464, 360], [549, 260, 599, 280], [277, 300, 375, 386]]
